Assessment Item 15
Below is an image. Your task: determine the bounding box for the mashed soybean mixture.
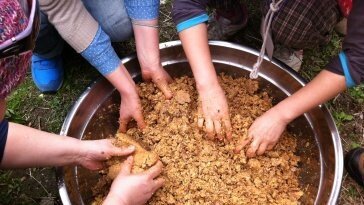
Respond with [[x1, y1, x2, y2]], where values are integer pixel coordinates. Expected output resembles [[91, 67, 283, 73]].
[[94, 75, 303, 204]]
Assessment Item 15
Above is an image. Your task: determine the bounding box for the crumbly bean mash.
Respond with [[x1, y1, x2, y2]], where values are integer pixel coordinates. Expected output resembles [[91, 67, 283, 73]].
[[93, 75, 303, 204]]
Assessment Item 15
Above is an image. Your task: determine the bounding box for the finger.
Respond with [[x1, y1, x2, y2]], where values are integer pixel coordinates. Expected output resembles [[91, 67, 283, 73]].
[[152, 178, 165, 192], [266, 143, 275, 151], [133, 110, 146, 130], [142, 73, 151, 82], [113, 145, 135, 157], [146, 161, 163, 179], [154, 78, 173, 99], [247, 139, 260, 158], [119, 156, 134, 176], [94, 162, 104, 170], [205, 118, 215, 139], [234, 137, 252, 153], [119, 116, 131, 133], [198, 117, 204, 128], [214, 120, 223, 140], [257, 142, 268, 156], [87, 161, 104, 171], [197, 104, 204, 129], [223, 117, 232, 141], [163, 70, 173, 84]]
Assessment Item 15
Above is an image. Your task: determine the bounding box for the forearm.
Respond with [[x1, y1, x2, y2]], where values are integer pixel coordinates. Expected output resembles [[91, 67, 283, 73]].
[[1, 123, 81, 169], [133, 19, 161, 70], [78, 27, 136, 96], [105, 64, 137, 96], [179, 24, 219, 89], [103, 195, 127, 205], [274, 70, 346, 122]]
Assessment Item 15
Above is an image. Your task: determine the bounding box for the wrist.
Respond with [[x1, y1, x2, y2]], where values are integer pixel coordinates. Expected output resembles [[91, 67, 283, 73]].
[[118, 85, 138, 99], [195, 76, 220, 93], [108, 64, 137, 96], [272, 103, 296, 124], [65, 137, 84, 166], [140, 61, 161, 72], [103, 193, 129, 205]]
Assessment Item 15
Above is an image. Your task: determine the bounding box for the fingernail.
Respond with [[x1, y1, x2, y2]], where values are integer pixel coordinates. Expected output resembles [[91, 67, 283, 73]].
[[127, 145, 135, 150]]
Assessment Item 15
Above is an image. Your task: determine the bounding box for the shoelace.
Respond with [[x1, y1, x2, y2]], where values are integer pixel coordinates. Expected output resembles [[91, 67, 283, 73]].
[[250, 0, 284, 79]]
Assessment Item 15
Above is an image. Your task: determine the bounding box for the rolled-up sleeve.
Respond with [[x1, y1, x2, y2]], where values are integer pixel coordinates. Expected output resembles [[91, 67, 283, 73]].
[[172, 0, 209, 32], [326, 0, 364, 87], [125, 0, 160, 20], [81, 27, 121, 76]]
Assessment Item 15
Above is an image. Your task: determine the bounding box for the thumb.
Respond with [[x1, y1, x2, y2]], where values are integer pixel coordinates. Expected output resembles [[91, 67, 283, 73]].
[[113, 145, 135, 157], [119, 156, 134, 176]]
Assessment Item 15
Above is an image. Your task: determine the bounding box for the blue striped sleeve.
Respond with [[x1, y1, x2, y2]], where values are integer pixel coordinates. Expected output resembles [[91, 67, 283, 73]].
[[176, 14, 209, 32]]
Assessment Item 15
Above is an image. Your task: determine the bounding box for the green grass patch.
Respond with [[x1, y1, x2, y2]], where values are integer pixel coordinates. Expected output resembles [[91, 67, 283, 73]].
[[349, 84, 364, 103], [0, 171, 36, 205], [333, 111, 354, 127]]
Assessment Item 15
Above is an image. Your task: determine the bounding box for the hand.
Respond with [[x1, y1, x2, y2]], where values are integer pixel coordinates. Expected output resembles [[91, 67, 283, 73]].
[[119, 88, 146, 133], [197, 82, 232, 140], [141, 64, 173, 99], [234, 107, 288, 157], [104, 64, 147, 133], [103, 157, 165, 205], [131, 18, 173, 100], [77, 139, 135, 170]]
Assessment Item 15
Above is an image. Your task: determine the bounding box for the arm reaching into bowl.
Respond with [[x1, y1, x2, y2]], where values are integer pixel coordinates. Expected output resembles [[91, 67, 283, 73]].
[[118, 0, 173, 133], [236, 0, 364, 157], [0, 119, 135, 169], [0, 114, 163, 205], [132, 19, 173, 100], [235, 70, 347, 157], [172, 0, 233, 140], [103, 157, 164, 205], [105, 64, 146, 133], [40, 0, 172, 133]]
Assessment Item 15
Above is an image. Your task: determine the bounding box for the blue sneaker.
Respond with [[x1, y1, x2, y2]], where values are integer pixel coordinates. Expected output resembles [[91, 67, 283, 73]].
[[31, 55, 64, 93]]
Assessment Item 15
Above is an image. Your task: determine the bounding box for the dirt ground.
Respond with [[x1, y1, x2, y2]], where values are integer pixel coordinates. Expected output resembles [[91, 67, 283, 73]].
[[1, 1, 363, 205]]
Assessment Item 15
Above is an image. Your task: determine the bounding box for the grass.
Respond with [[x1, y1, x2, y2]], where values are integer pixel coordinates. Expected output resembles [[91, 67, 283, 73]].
[[1, 0, 364, 204], [349, 84, 364, 103], [0, 171, 23, 204], [6, 51, 99, 133]]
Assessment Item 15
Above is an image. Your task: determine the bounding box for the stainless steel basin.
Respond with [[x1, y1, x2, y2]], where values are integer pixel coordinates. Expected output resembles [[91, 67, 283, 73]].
[[57, 41, 343, 205]]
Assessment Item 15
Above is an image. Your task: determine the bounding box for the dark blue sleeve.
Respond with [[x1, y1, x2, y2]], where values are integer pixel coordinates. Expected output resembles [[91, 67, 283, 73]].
[[326, 0, 364, 86], [0, 119, 9, 164], [172, 0, 209, 32]]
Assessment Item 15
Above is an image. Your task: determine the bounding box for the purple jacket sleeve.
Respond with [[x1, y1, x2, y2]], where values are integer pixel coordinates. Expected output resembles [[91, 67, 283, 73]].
[[172, 0, 209, 32], [326, 0, 364, 86]]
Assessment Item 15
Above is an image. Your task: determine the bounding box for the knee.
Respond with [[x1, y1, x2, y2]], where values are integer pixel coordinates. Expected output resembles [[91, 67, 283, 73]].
[[99, 15, 133, 42]]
